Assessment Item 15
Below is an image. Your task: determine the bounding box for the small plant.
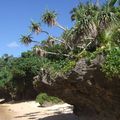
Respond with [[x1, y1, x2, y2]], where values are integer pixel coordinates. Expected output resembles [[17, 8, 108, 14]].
[[36, 93, 62, 106], [62, 60, 76, 73]]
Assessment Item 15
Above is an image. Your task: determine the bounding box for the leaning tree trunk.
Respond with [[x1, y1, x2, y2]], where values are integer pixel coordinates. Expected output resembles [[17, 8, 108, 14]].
[[55, 21, 67, 31], [33, 55, 120, 120]]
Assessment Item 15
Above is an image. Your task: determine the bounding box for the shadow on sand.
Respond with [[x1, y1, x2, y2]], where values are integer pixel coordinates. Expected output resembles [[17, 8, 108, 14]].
[[15, 112, 78, 120], [14, 104, 78, 120], [38, 113, 78, 120]]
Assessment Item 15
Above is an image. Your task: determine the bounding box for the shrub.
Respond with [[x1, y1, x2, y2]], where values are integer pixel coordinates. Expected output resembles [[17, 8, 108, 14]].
[[102, 47, 120, 78], [36, 93, 62, 106]]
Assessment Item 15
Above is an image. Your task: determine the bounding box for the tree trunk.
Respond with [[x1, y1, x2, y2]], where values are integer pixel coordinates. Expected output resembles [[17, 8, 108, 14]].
[[55, 22, 67, 31]]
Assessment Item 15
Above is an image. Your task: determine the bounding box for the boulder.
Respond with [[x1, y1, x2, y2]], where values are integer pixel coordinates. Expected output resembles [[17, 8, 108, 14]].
[[33, 55, 120, 120]]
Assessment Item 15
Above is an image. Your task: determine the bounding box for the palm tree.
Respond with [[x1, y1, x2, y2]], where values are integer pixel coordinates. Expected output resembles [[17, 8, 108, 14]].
[[70, 4, 85, 21], [70, 3, 98, 38], [30, 21, 51, 36], [69, 0, 119, 50], [42, 10, 67, 31], [98, 2, 118, 31], [20, 35, 32, 45], [30, 21, 41, 34], [20, 35, 39, 45], [71, 0, 118, 32]]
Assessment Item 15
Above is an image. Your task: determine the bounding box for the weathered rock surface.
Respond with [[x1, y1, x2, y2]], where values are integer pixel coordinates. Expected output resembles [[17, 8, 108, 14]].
[[33, 55, 120, 120]]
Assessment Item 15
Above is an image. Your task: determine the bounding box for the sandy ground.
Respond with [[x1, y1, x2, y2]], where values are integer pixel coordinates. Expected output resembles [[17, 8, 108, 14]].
[[0, 101, 78, 120]]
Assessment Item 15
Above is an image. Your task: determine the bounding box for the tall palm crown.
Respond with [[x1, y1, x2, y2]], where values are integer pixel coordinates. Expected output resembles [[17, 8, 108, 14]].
[[70, 3, 98, 37], [42, 10, 57, 26], [67, 0, 120, 49], [42, 10, 66, 31], [20, 35, 33, 45], [71, 0, 120, 31], [30, 22, 41, 34], [70, 0, 119, 24]]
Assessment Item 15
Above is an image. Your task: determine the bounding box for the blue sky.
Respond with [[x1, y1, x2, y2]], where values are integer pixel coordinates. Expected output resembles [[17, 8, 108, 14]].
[[0, 0, 104, 57]]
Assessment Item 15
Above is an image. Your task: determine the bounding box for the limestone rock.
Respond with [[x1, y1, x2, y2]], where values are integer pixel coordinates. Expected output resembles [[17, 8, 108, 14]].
[[33, 55, 120, 120]]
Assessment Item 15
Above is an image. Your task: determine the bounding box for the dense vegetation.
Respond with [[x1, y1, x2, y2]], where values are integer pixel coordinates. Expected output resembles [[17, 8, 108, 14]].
[[0, 0, 120, 103], [0, 52, 38, 100], [0, 51, 70, 101], [20, 0, 120, 78]]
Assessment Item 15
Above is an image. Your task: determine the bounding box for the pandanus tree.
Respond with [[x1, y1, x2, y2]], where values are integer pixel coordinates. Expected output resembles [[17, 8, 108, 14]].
[[70, 0, 117, 33], [30, 21, 51, 36], [30, 22, 66, 47], [20, 35, 33, 45], [20, 22, 70, 57], [41, 10, 72, 49], [20, 10, 72, 57], [20, 0, 120, 56], [68, 0, 119, 51], [69, 2, 99, 50], [20, 35, 40, 45], [42, 10, 67, 31], [30, 22, 41, 34]]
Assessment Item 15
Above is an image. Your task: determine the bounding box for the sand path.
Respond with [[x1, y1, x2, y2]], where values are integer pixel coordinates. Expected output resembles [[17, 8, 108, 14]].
[[0, 101, 78, 120]]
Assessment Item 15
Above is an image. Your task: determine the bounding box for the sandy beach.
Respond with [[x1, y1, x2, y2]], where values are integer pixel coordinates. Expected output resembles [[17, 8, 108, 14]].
[[0, 101, 78, 120]]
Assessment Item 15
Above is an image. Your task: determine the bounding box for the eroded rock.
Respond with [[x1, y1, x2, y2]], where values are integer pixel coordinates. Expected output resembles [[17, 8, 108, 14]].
[[33, 55, 120, 120]]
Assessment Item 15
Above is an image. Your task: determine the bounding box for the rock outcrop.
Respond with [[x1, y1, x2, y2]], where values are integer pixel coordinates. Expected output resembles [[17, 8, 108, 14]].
[[33, 55, 120, 120]]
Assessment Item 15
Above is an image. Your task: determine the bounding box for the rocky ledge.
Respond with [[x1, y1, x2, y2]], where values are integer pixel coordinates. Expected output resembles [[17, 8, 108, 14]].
[[33, 55, 120, 120]]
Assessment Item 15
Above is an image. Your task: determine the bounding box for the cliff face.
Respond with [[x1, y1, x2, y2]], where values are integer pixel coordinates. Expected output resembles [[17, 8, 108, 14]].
[[33, 55, 120, 120]]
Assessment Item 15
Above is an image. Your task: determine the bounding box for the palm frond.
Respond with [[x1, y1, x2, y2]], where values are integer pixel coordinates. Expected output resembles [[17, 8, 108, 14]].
[[42, 10, 57, 26], [30, 21, 41, 34], [20, 35, 33, 45]]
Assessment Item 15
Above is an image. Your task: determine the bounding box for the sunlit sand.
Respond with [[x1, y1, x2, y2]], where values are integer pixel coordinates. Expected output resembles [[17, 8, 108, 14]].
[[0, 101, 78, 120]]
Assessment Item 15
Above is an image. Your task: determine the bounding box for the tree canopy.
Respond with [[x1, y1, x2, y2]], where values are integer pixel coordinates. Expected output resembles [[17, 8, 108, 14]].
[[20, 0, 120, 78]]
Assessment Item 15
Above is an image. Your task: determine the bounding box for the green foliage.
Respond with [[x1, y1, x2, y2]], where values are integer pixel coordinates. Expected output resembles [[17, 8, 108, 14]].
[[44, 44, 69, 60], [0, 49, 76, 100], [19, 1, 120, 84], [0, 55, 15, 88], [0, 67, 12, 87], [62, 60, 76, 73], [42, 59, 76, 78], [30, 21, 41, 34], [42, 10, 57, 26], [99, 23, 120, 46], [36, 93, 61, 106], [102, 47, 120, 78], [0, 51, 50, 99], [20, 35, 33, 45]]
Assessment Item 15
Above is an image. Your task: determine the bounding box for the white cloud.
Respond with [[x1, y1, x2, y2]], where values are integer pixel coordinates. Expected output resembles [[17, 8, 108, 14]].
[[7, 41, 19, 48]]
